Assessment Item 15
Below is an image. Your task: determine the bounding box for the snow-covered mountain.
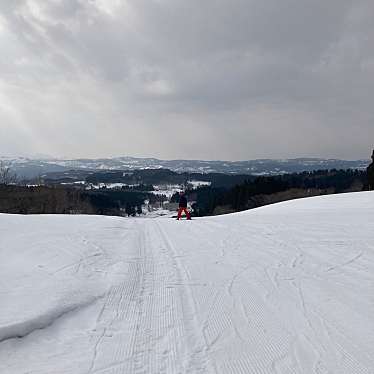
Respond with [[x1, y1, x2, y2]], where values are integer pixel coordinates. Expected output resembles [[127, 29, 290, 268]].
[[0, 155, 370, 178], [1, 192, 373, 373]]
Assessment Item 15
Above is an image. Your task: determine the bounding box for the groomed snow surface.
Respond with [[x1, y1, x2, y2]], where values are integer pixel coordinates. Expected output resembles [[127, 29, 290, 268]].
[[1, 192, 373, 374]]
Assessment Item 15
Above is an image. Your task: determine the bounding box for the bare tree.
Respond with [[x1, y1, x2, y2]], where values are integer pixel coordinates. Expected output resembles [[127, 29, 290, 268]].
[[0, 161, 18, 185]]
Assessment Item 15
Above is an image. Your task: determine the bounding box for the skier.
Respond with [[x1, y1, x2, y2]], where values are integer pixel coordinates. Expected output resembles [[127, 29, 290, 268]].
[[177, 191, 191, 220], [367, 149, 374, 190]]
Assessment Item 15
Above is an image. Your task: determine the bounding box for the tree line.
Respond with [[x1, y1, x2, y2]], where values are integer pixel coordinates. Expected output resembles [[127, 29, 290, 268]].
[[0, 185, 148, 216]]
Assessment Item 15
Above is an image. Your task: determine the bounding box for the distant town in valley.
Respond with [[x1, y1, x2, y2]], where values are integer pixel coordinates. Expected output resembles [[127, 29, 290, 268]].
[[0, 155, 371, 218]]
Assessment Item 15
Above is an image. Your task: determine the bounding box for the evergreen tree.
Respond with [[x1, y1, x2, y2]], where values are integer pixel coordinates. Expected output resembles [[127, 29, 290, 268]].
[[367, 149, 374, 190]]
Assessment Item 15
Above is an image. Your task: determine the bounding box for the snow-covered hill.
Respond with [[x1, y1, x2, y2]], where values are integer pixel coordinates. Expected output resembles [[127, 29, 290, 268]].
[[1, 192, 373, 373]]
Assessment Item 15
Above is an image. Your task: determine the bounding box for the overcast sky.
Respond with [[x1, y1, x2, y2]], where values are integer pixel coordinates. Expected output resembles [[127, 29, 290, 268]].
[[0, 0, 373, 160]]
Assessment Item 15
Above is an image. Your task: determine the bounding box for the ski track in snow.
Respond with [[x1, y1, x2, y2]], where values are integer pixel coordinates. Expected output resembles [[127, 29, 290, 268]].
[[0, 192, 374, 373]]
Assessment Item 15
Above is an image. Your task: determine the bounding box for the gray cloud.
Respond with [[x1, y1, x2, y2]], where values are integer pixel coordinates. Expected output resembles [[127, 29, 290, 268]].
[[0, 0, 373, 160]]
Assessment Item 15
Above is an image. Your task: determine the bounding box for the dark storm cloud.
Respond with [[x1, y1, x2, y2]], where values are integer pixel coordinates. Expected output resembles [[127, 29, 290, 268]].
[[0, 0, 373, 159]]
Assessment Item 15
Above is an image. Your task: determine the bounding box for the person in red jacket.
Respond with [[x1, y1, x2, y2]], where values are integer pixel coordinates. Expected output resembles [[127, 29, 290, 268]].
[[177, 191, 191, 220]]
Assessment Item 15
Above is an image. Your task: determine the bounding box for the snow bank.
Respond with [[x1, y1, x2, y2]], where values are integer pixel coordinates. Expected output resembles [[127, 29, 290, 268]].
[[0, 294, 100, 342]]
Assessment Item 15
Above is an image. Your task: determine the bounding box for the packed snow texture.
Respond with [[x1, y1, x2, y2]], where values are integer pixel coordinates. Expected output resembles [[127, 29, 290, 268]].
[[0, 192, 373, 373]]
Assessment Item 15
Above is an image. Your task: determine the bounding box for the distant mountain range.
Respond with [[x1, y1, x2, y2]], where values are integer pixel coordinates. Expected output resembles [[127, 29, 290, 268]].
[[0, 156, 370, 179]]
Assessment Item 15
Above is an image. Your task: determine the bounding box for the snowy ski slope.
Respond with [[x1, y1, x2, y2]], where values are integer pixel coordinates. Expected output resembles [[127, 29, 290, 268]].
[[0, 192, 373, 373]]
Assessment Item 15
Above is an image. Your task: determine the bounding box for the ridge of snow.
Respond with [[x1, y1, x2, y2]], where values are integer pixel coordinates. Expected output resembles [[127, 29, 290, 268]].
[[0, 295, 101, 343]]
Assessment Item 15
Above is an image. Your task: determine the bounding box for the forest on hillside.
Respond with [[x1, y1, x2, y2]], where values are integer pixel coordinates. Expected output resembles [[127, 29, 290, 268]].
[[185, 169, 368, 216]]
